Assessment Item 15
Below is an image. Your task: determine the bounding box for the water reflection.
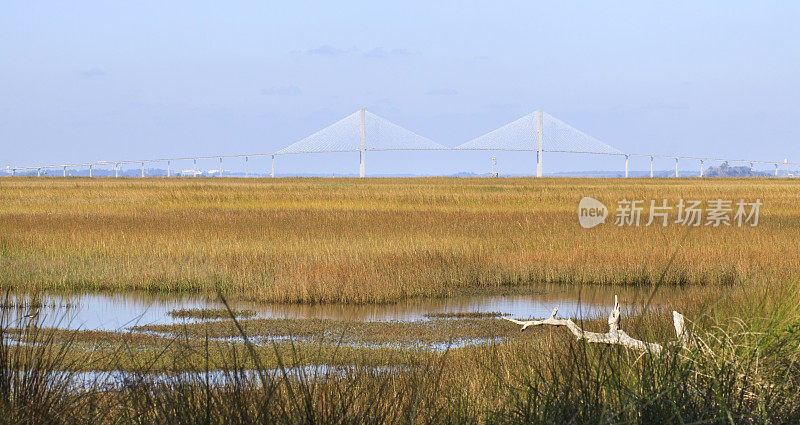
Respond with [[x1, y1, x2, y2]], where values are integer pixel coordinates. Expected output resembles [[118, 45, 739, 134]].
[[3, 285, 681, 331]]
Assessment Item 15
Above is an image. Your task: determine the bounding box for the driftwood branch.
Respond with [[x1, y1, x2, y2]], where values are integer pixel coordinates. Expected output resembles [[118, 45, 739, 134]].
[[504, 295, 688, 354]]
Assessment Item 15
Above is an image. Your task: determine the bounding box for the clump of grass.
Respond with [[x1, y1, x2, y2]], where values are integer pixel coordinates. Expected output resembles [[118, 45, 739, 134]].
[[0, 291, 105, 423], [136, 316, 522, 346], [167, 307, 255, 320], [425, 311, 507, 319]]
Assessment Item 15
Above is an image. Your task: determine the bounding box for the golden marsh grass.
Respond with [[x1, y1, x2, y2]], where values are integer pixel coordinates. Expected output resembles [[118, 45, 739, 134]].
[[1, 177, 798, 303]]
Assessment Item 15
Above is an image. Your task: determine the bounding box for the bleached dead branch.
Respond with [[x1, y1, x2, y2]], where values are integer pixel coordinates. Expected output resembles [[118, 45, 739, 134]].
[[503, 295, 688, 354]]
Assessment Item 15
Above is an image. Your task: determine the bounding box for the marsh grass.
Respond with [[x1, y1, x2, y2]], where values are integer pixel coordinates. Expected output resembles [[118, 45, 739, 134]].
[[136, 316, 524, 345], [2, 177, 799, 303], [1, 285, 799, 423], [167, 308, 255, 320], [0, 291, 107, 423], [2, 177, 800, 422], [424, 311, 507, 318]]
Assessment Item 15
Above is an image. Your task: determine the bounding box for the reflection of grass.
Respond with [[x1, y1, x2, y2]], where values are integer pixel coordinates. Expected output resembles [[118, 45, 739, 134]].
[[2, 177, 798, 303], [167, 307, 255, 320], [0, 300, 74, 309]]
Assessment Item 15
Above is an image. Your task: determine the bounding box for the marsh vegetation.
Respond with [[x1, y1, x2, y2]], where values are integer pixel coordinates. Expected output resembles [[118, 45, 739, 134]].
[[3, 279, 799, 424], [167, 307, 256, 320], [0, 177, 798, 423], [2, 177, 798, 303]]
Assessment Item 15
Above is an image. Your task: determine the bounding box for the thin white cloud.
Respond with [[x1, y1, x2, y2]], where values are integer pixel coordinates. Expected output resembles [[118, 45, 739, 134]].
[[306, 45, 349, 56]]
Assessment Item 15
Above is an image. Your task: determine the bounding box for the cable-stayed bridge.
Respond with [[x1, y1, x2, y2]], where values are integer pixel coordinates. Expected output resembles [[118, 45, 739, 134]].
[[275, 109, 446, 177], [3, 108, 797, 178]]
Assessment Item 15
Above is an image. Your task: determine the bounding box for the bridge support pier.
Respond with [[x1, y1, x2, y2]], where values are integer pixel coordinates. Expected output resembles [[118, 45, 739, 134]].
[[624, 155, 629, 178], [650, 156, 654, 178], [359, 108, 366, 178], [536, 109, 543, 177]]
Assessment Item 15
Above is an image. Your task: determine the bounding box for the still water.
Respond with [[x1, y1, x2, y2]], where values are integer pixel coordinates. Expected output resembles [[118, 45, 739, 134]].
[[3, 285, 678, 331]]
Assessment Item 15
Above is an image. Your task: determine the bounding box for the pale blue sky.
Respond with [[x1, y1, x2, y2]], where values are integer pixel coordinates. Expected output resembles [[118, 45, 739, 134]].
[[1, 1, 798, 175]]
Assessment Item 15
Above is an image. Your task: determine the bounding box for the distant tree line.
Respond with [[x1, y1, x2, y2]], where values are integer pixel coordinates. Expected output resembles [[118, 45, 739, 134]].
[[705, 162, 770, 177]]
